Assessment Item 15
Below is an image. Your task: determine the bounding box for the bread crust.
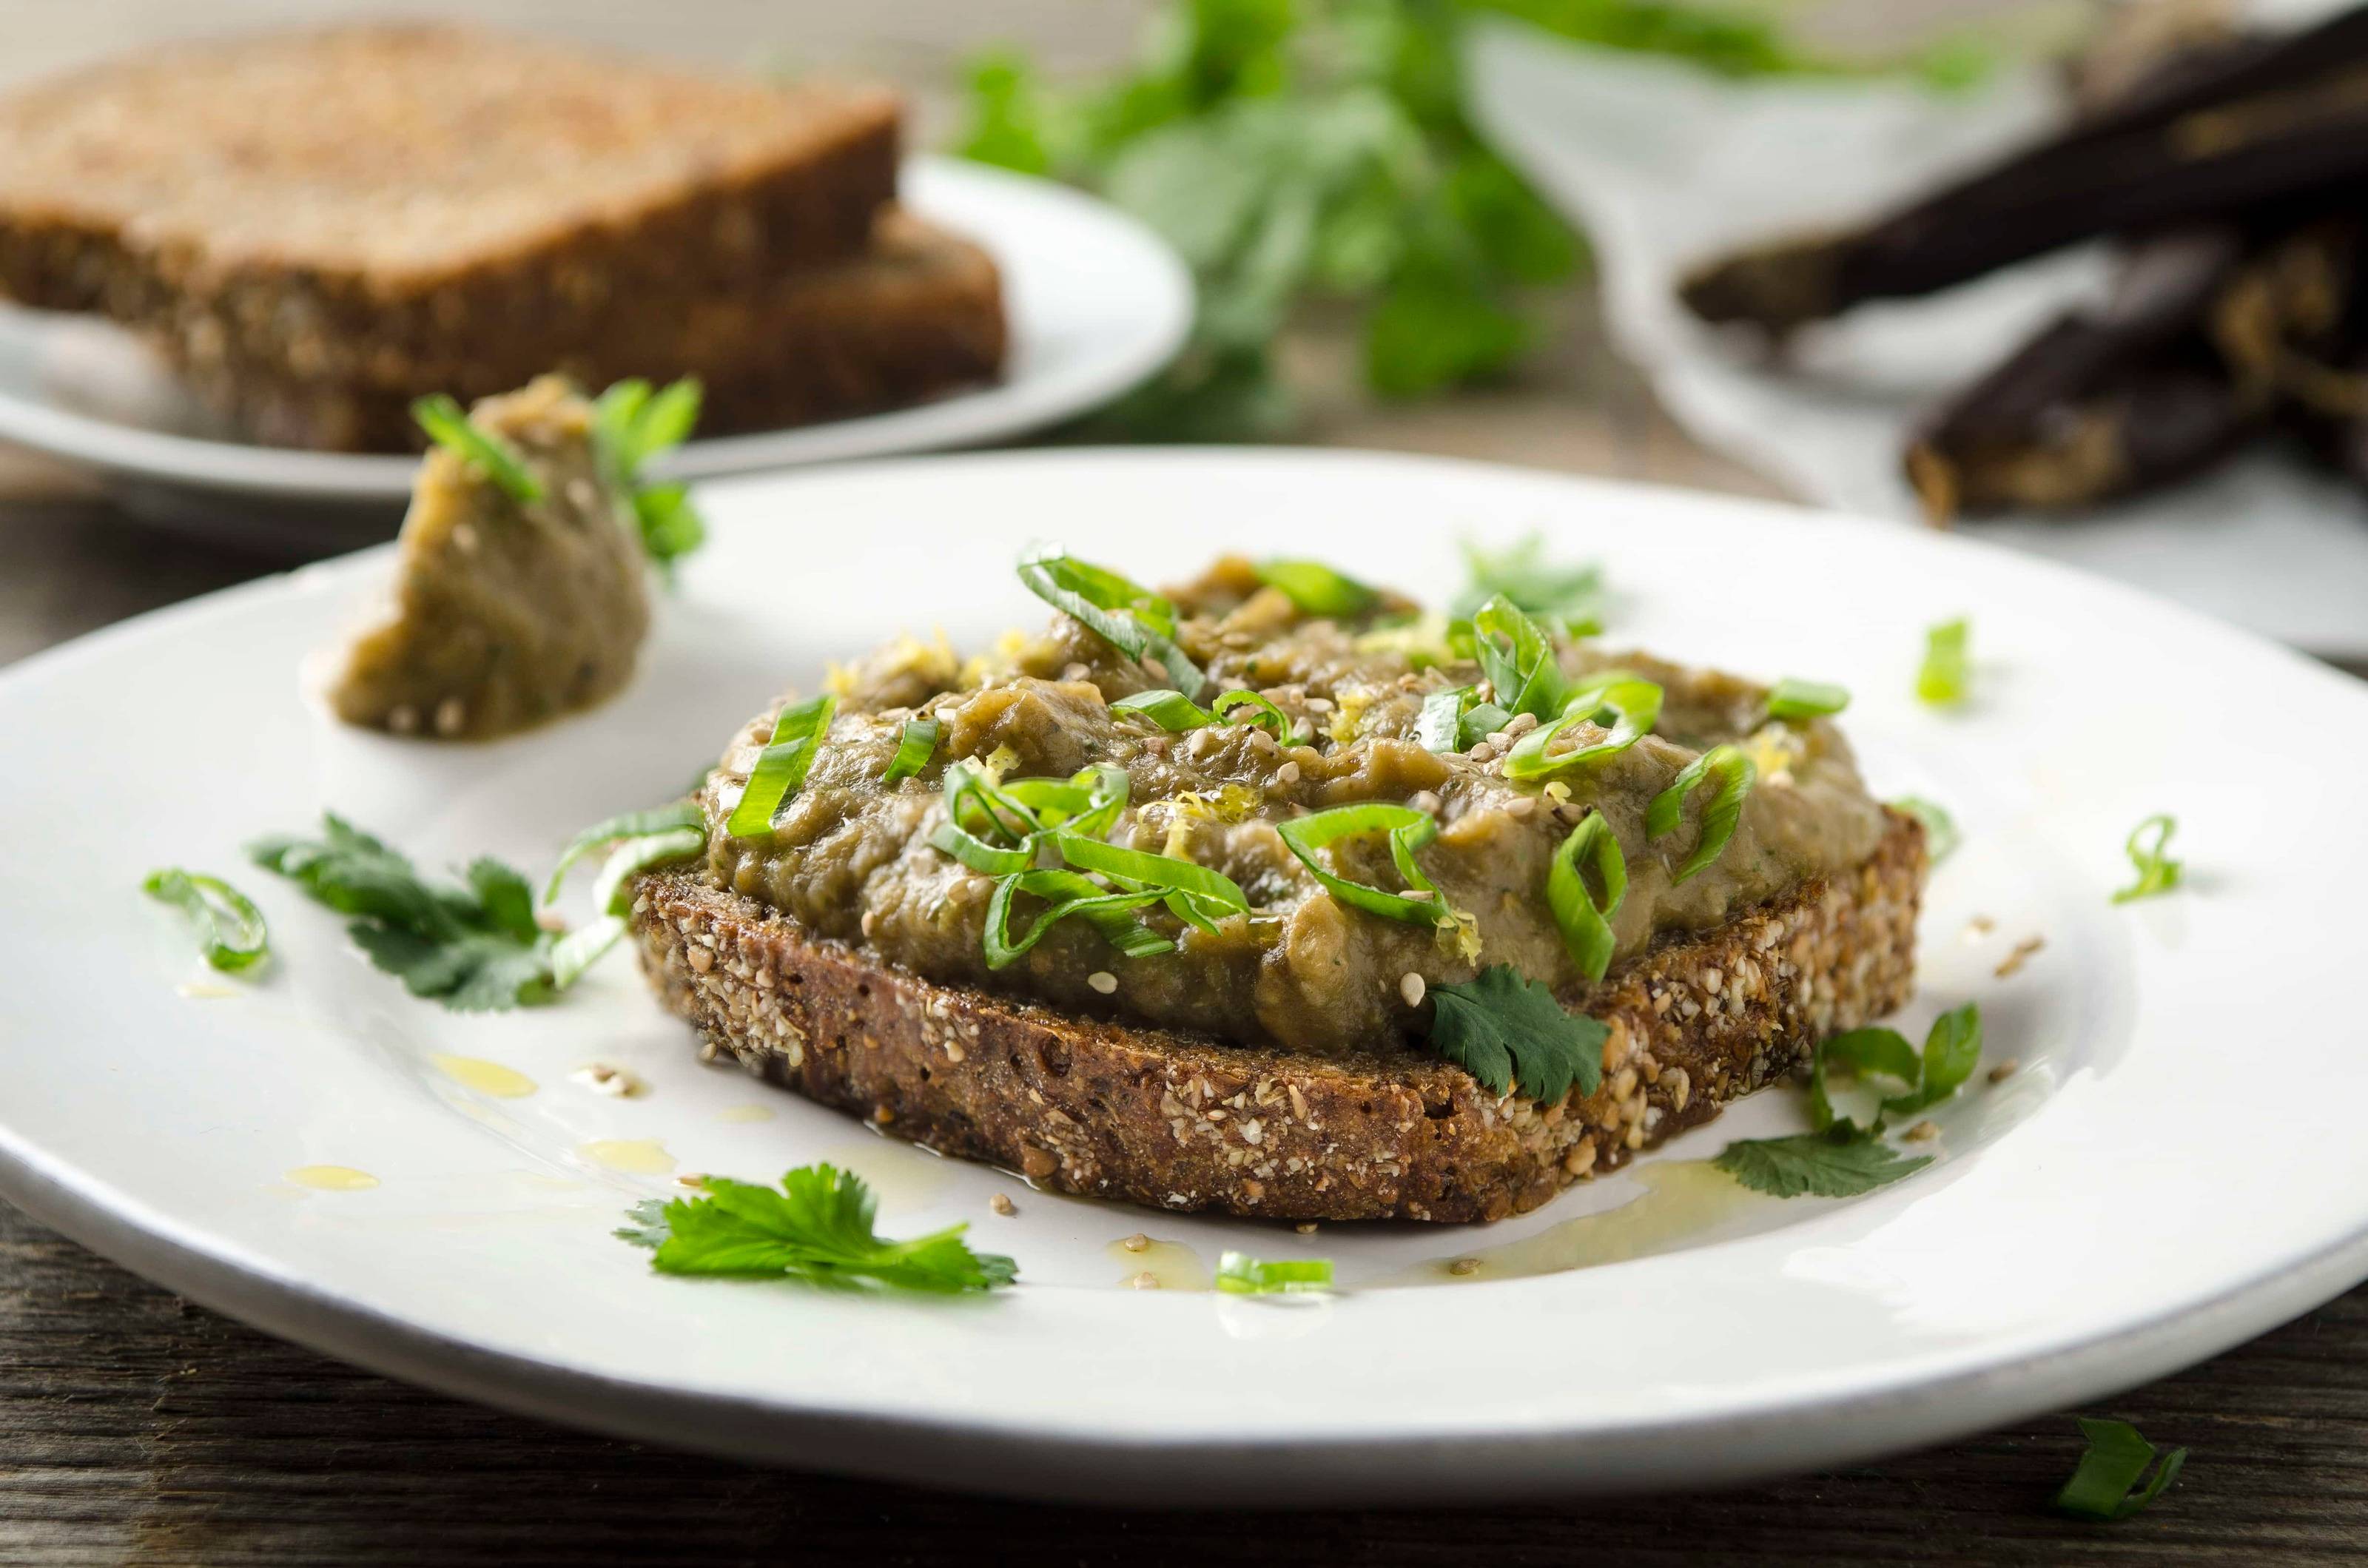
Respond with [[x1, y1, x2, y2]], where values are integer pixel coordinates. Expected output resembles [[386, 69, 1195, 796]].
[[628, 812, 1925, 1223]]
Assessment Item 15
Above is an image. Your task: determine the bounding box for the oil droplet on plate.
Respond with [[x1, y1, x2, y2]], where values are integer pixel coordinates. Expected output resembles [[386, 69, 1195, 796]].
[[717, 1103, 777, 1123], [177, 980, 239, 1000], [820, 1139, 949, 1214], [1106, 1235, 1209, 1291], [1405, 1160, 1763, 1284], [579, 1138, 676, 1176], [286, 1165, 380, 1191], [431, 1054, 536, 1098]]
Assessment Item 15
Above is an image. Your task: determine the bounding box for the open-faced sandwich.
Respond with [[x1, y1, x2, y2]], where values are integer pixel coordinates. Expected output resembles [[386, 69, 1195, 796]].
[[628, 550, 1926, 1223]]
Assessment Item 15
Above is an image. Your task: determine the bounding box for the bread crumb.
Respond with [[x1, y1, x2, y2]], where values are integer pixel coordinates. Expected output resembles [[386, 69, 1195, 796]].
[[1087, 970, 1118, 995], [1988, 1057, 2020, 1084], [990, 1193, 1015, 1217]]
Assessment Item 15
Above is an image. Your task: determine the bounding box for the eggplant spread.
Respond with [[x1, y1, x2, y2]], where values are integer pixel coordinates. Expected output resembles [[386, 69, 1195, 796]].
[[701, 554, 1888, 1060]]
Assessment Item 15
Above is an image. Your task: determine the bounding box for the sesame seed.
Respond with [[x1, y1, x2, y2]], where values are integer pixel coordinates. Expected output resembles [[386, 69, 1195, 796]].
[[1504, 796, 1536, 818], [1903, 1120, 1939, 1142], [991, 1193, 1016, 1217], [1295, 1222, 1319, 1235], [1130, 1271, 1161, 1290], [1399, 971, 1427, 1007], [1501, 712, 1539, 738], [1402, 888, 1435, 902], [1988, 1058, 2020, 1084], [1994, 935, 2045, 979], [1408, 790, 1442, 817], [1120, 1232, 1151, 1254], [1448, 1257, 1481, 1276], [1276, 761, 1301, 785], [433, 696, 468, 737], [1088, 970, 1118, 995]]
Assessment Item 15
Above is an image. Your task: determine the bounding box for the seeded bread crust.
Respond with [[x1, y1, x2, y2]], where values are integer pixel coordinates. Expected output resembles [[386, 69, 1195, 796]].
[[628, 812, 1925, 1224], [163, 212, 1007, 453], [0, 25, 900, 386]]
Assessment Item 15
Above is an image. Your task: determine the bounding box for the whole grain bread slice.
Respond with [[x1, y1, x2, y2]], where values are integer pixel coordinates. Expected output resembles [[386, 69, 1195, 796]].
[[166, 210, 1006, 452], [628, 811, 1925, 1224], [0, 24, 899, 384]]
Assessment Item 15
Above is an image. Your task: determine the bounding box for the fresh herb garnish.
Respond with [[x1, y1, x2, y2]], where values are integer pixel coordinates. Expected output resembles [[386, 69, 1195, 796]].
[[985, 869, 1176, 968], [1546, 812, 1625, 983], [544, 805, 706, 988], [1469, 594, 1570, 720], [1111, 687, 1291, 738], [141, 869, 269, 974], [1891, 795, 1960, 861], [2054, 1417, 2187, 1521], [1766, 678, 1850, 721], [1054, 834, 1250, 934], [544, 802, 705, 903], [1451, 534, 1604, 630], [1647, 744, 1755, 883], [1018, 545, 1205, 694], [1209, 689, 1293, 738], [248, 815, 556, 1011], [1710, 1131, 1931, 1198], [411, 393, 542, 503], [1256, 559, 1379, 618], [1214, 1251, 1334, 1294], [882, 718, 942, 784], [1276, 802, 1449, 928], [1426, 963, 1606, 1103], [724, 695, 837, 839], [2112, 814, 2182, 904], [595, 377, 708, 570], [1504, 674, 1664, 780], [1916, 616, 1970, 707], [618, 1163, 1017, 1293]]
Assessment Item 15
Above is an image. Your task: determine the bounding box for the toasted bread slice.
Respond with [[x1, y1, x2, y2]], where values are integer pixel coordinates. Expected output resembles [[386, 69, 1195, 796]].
[[0, 24, 899, 384], [629, 812, 1924, 1224], [163, 211, 1007, 453]]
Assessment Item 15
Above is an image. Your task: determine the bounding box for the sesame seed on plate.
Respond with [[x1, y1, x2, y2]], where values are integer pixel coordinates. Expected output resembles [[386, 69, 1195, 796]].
[[1130, 1271, 1161, 1290], [1988, 1058, 2021, 1084], [991, 1193, 1016, 1217], [1448, 1258, 1481, 1276]]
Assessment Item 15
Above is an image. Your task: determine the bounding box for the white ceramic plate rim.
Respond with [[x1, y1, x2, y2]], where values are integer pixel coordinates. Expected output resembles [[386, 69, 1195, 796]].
[[0, 158, 1191, 500], [6, 448, 2368, 1505]]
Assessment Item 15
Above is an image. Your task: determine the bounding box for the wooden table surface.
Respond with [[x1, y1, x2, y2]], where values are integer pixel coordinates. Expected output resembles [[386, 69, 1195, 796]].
[[7, 3, 2368, 1561]]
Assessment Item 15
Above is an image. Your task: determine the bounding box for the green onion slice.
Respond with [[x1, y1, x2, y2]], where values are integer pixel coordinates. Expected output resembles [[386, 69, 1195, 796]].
[[548, 824, 705, 989], [1645, 744, 1755, 884], [1504, 676, 1664, 781], [411, 394, 542, 503], [1766, 678, 1850, 721], [1111, 688, 1211, 730], [545, 801, 705, 903], [1214, 1251, 1333, 1294], [594, 377, 702, 476], [983, 869, 1172, 969], [1018, 545, 1205, 695], [1416, 687, 1511, 753], [1276, 804, 1447, 927], [882, 719, 941, 784], [1255, 559, 1379, 619], [2054, 1417, 2187, 1521], [1916, 618, 1970, 707], [724, 694, 837, 838], [141, 869, 270, 973], [1003, 766, 1130, 838], [1054, 834, 1250, 921], [1547, 813, 1626, 983], [1470, 595, 1567, 720], [1891, 795, 1960, 862], [2112, 813, 2182, 904], [1209, 690, 1291, 738]]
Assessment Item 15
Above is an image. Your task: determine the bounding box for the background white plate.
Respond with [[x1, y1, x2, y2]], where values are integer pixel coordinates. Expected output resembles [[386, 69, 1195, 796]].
[[0, 158, 1190, 538], [2, 449, 2366, 1505]]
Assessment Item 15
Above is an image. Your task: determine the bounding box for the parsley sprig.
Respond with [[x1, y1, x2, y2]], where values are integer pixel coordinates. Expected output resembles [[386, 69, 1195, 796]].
[[618, 1164, 1018, 1293], [248, 815, 559, 1011]]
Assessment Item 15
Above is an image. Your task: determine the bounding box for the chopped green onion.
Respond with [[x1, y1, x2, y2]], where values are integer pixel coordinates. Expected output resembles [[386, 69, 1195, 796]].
[[1054, 834, 1250, 923], [1004, 766, 1129, 838], [141, 869, 269, 973], [1766, 679, 1849, 721], [1891, 795, 1960, 862], [549, 824, 704, 988], [593, 378, 706, 570], [929, 763, 1038, 875], [2112, 813, 2182, 904], [411, 394, 542, 503], [544, 801, 705, 903], [1646, 744, 1755, 884], [1209, 690, 1291, 738], [1255, 559, 1378, 619], [1547, 813, 1626, 983], [1450, 534, 1604, 631], [2054, 1417, 2186, 1521], [983, 869, 1171, 969], [1916, 618, 1970, 707], [724, 695, 837, 838], [1470, 594, 1568, 720], [630, 482, 705, 571], [1111, 688, 1211, 730], [1018, 545, 1204, 695], [1214, 1251, 1333, 1294], [882, 719, 941, 784], [1276, 804, 1448, 927], [1417, 688, 1469, 753], [1504, 676, 1663, 781]]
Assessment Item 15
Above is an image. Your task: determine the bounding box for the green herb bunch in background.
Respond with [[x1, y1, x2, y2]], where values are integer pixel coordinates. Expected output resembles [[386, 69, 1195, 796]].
[[957, 0, 1982, 440]]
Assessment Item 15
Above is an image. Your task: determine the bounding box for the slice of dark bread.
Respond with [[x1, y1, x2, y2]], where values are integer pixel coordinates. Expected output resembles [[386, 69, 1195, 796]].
[[0, 24, 899, 386], [628, 812, 1925, 1224], [163, 211, 1007, 452]]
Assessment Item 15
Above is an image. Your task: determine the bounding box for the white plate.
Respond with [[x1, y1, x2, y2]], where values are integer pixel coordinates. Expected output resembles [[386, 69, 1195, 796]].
[[0, 157, 1190, 524], [4, 449, 2366, 1505]]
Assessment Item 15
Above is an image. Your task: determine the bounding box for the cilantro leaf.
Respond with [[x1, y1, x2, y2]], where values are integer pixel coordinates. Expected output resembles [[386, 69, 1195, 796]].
[[248, 814, 559, 1012], [2055, 1417, 2187, 1521], [1881, 1000, 1982, 1120], [1712, 1131, 1931, 1198], [1427, 963, 1606, 1102], [621, 1165, 1018, 1293]]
